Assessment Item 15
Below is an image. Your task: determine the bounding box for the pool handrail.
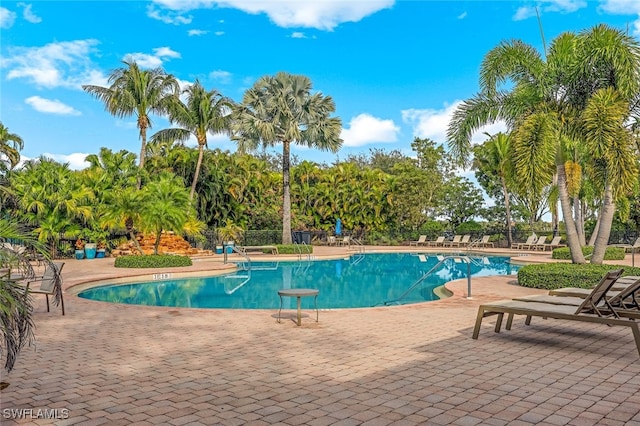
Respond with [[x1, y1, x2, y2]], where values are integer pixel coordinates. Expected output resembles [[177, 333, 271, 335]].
[[384, 255, 472, 305]]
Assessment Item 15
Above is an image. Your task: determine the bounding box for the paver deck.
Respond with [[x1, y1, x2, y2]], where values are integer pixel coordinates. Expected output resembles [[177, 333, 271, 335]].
[[2, 246, 640, 425]]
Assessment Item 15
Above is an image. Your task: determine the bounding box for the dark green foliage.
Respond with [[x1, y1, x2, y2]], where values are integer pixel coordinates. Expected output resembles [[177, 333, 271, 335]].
[[455, 221, 483, 235], [275, 244, 313, 254], [551, 246, 625, 260], [517, 263, 640, 289], [419, 220, 445, 237], [114, 255, 192, 268]]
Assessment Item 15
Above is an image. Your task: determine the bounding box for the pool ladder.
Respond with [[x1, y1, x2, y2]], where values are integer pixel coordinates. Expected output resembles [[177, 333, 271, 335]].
[[383, 255, 473, 305], [293, 241, 313, 261]]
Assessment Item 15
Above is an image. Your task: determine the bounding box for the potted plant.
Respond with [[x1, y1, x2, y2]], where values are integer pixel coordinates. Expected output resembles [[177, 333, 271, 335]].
[[75, 238, 85, 260]]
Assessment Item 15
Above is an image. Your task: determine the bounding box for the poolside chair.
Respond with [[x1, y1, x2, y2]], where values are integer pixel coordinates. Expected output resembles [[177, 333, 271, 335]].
[[528, 235, 547, 251], [444, 235, 462, 247], [327, 236, 337, 246], [513, 235, 536, 250], [455, 235, 471, 248], [21, 261, 65, 315], [427, 236, 445, 247], [478, 235, 493, 248], [409, 235, 427, 246], [550, 275, 640, 298], [339, 236, 351, 247], [472, 270, 640, 356], [540, 236, 564, 251]]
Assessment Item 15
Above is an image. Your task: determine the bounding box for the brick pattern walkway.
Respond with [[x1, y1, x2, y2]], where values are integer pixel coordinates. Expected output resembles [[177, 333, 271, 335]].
[[2, 249, 640, 425]]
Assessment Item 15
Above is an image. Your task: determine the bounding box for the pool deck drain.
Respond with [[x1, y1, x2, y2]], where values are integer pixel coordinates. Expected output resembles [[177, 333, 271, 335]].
[[2, 246, 640, 425]]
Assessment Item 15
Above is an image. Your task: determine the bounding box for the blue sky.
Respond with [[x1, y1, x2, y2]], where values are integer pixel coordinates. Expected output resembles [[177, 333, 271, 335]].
[[0, 1, 637, 170]]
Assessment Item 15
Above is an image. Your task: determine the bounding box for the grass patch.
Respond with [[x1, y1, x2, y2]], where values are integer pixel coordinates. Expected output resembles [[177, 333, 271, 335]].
[[114, 254, 192, 268], [517, 263, 640, 290], [275, 244, 313, 254]]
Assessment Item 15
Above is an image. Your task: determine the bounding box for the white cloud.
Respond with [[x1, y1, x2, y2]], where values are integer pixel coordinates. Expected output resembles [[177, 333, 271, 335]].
[[151, 0, 394, 30], [0, 7, 16, 29], [124, 46, 181, 68], [25, 96, 81, 115], [210, 70, 232, 84], [42, 153, 90, 170], [18, 3, 41, 23], [215, 31, 225, 36], [291, 31, 306, 38], [340, 113, 400, 147], [513, 6, 537, 21], [514, 0, 586, 20], [146, 4, 192, 24], [188, 29, 208, 36], [457, 11, 467, 19], [599, 0, 640, 38], [3, 39, 107, 89], [402, 102, 507, 145]]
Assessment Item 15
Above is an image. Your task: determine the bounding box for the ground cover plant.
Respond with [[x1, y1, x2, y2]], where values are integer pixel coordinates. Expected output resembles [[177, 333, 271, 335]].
[[552, 246, 625, 261]]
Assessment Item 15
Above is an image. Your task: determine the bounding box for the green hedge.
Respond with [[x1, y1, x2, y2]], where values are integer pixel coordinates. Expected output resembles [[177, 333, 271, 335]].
[[517, 263, 640, 290], [114, 255, 193, 268], [276, 244, 313, 254], [551, 246, 625, 260]]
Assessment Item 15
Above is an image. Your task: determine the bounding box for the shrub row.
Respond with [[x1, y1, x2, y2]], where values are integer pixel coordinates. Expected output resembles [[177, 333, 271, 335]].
[[551, 246, 625, 260], [275, 244, 313, 254], [517, 263, 640, 290], [114, 255, 193, 268]]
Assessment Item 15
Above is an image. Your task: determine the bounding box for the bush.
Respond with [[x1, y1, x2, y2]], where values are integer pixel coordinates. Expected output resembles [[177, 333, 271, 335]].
[[275, 244, 313, 255], [455, 221, 483, 235], [551, 246, 626, 260], [114, 255, 193, 268], [517, 263, 640, 290]]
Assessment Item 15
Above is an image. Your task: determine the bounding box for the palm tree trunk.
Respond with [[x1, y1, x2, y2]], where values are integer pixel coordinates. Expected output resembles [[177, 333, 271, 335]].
[[154, 231, 161, 256], [501, 176, 513, 248], [282, 140, 292, 244], [588, 213, 600, 246], [557, 163, 586, 263], [190, 144, 205, 200], [574, 195, 586, 246], [137, 125, 147, 190], [590, 183, 615, 264]]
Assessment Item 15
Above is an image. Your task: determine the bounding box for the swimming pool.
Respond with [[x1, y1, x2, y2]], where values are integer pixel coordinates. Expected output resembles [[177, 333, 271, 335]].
[[78, 253, 519, 309]]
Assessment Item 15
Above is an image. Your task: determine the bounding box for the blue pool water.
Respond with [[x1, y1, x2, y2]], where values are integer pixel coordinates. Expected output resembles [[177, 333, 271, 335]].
[[77, 253, 519, 309]]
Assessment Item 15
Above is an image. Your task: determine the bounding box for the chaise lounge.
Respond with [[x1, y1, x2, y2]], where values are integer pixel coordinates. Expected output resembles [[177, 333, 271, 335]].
[[472, 270, 640, 356]]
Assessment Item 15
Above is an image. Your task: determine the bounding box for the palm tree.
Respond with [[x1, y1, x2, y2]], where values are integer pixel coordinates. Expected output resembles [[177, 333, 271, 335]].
[[0, 122, 24, 174], [232, 72, 342, 244], [447, 24, 640, 263], [473, 132, 514, 247], [82, 61, 180, 173], [151, 80, 234, 200]]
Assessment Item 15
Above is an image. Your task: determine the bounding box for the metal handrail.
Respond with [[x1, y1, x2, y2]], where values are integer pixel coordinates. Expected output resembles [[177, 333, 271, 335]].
[[384, 255, 472, 305], [223, 244, 251, 270]]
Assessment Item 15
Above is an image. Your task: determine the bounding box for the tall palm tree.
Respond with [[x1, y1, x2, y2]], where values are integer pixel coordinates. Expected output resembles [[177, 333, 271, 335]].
[[447, 24, 640, 263], [0, 122, 24, 174], [82, 61, 179, 173], [473, 132, 514, 247], [151, 80, 234, 200], [232, 72, 342, 244]]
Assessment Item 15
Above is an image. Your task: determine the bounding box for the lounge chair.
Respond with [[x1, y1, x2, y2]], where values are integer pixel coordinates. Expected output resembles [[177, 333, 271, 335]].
[[528, 235, 547, 250], [427, 236, 445, 247], [409, 235, 427, 246], [477, 235, 494, 248], [20, 262, 65, 315], [472, 270, 640, 356], [549, 275, 640, 298], [547, 276, 640, 309], [339, 236, 350, 247], [327, 236, 337, 246], [513, 235, 536, 250], [458, 235, 472, 247], [540, 236, 565, 251], [444, 235, 461, 247]]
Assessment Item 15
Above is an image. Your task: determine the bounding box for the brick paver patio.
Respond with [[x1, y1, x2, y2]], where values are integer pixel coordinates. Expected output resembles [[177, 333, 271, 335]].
[[2, 247, 640, 425]]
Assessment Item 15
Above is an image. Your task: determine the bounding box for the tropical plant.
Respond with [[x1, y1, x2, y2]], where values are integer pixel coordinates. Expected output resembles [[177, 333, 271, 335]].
[[447, 24, 640, 263], [151, 80, 234, 200], [82, 61, 180, 172], [0, 122, 23, 175], [232, 72, 342, 244], [0, 218, 45, 375]]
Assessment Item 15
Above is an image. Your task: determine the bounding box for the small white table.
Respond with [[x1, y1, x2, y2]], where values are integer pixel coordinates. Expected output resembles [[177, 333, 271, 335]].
[[277, 288, 319, 326]]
